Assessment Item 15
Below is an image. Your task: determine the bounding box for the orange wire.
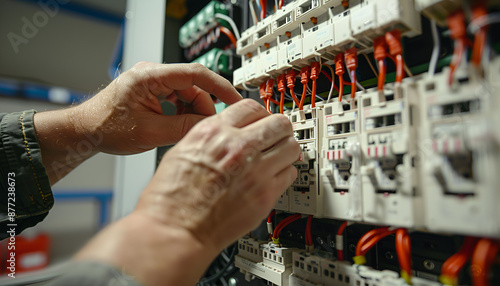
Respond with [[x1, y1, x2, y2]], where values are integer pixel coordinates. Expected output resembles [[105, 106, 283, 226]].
[[471, 239, 499, 286], [289, 88, 300, 107], [299, 83, 307, 110], [338, 75, 344, 102], [356, 227, 390, 256], [350, 70, 357, 99], [279, 91, 285, 114], [395, 54, 404, 83], [279, 0, 284, 9], [471, 3, 488, 67], [359, 230, 397, 256], [396, 229, 412, 275], [260, 0, 267, 20], [219, 26, 237, 48], [269, 98, 280, 105], [311, 79, 317, 108], [377, 60, 386, 91], [441, 237, 478, 277]]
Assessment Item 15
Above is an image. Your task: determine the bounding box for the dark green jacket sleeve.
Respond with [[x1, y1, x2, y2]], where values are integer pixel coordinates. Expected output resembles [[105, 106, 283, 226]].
[[45, 261, 142, 286], [0, 110, 54, 240]]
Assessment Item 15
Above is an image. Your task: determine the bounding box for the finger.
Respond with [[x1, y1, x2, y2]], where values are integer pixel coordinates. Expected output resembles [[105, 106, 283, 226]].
[[216, 99, 269, 128], [145, 63, 243, 105], [259, 136, 300, 175], [175, 86, 216, 116], [147, 114, 206, 145], [257, 165, 298, 209], [241, 114, 293, 152]]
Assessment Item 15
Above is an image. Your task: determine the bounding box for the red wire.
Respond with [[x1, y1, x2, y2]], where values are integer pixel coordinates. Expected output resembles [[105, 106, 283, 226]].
[[305, 215, 313, 246], [260, 0, 267, 20], [311, 79, 317, 108], [280, 91, 285, 114], [219, 26, 237, 48], [279, 0, 284, 9], [273, 214, 302, 239], [267, 210, 276, 223], [377, 60, 386, 91], [471, 239, 500, 286], [337, 221, 348, 236], [337, 221, 348, 261]]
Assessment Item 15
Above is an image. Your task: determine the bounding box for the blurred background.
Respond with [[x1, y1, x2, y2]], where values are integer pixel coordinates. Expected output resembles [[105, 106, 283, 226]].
[[0, 0, 125, 277]]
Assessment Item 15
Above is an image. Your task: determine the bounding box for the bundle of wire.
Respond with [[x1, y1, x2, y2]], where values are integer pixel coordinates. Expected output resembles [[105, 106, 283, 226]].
[[439, 236, 479, 286], [197, 243, 238, 286], [353, 227, 396, 265], [272, 213, 302, 244]]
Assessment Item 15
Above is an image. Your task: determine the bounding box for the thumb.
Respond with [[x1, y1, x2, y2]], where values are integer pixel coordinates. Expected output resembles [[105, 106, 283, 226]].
[[149, 113, 207, 146]]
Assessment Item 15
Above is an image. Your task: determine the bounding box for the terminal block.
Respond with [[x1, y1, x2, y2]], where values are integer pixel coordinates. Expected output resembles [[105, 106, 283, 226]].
[[237, 237, 264, 263], [320, 100, 363, 221], [235, 243, 297, 286], [417, 67, 500, 237], [292, 252, 324, 284], [287, 106, 324, 216], [360, 83, 422, 227]]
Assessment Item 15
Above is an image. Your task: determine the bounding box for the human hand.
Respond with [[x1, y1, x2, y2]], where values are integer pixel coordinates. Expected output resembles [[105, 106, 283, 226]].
[[74, 99, 299, 286], [136, 98, 300, 250], [72, 61, 242, 155]]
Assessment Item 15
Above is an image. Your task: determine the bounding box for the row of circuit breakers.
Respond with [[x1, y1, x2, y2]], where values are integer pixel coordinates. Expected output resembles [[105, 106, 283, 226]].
[[231, 0, 500, 236], [178, 0, 500, 285]]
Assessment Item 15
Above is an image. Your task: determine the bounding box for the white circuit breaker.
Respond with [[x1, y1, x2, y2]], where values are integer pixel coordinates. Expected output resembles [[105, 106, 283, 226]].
[[287, 107, 324, 216], [320, 100, 363, 221], [417, 67, 500, 237], [360, 83, 423, 227]]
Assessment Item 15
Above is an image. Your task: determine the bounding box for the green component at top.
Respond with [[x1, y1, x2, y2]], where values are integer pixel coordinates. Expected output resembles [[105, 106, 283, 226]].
[[179, 1, 230, 48], [191, 48, 231, 75]]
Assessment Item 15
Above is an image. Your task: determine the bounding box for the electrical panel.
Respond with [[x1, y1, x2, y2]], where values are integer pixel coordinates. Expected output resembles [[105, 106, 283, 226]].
[[178, 0, 500, 285], [287, 107, 323, 216]]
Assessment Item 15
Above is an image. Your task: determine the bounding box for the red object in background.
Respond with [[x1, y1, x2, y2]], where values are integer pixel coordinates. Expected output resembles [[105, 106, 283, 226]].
[[6, 233, 51, 273]]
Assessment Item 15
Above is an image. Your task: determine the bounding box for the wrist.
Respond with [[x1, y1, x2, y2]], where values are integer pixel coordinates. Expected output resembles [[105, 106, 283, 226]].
[[75, 212, 218, 286], [34, 107, 98, 183]]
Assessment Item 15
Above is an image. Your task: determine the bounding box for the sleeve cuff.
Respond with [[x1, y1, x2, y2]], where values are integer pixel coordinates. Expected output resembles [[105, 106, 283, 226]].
[[0, 110, 54, 238], [45, 261, 142, 286]]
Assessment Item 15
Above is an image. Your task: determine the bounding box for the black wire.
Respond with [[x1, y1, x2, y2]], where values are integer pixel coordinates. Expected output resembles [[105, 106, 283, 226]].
[[198, 243, 238, 286]]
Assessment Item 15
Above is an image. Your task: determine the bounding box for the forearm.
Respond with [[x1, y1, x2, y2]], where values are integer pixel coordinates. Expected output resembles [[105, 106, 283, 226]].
[[74, 212, 218, 286], [34, 107, 98, 185]]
